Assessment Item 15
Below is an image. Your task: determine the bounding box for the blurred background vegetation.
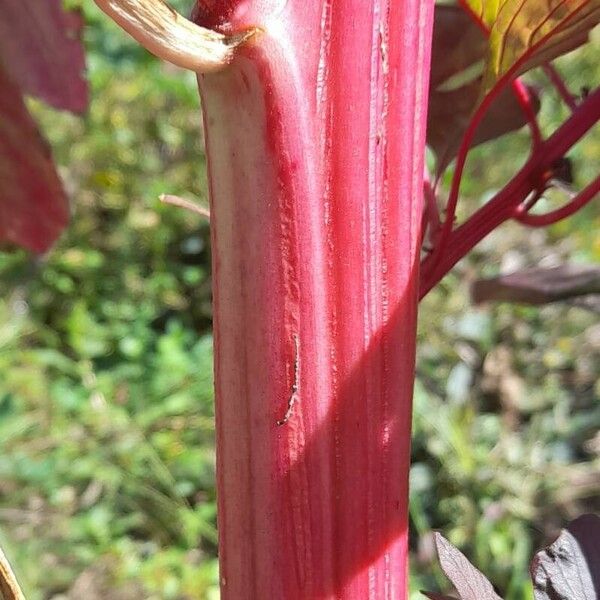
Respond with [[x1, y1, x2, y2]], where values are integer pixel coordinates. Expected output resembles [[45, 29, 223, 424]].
[[0, 2, 598, 599]]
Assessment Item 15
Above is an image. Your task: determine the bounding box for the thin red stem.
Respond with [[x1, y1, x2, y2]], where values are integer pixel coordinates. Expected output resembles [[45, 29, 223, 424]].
[[431, 85, 500, 265], [512, 78, 543, 147], [429, 74, 541, 270], [434, 0, 595, 270], [543, 64, 578, 112], [420, 85, 600, 298], [514, 174, 599, 227]]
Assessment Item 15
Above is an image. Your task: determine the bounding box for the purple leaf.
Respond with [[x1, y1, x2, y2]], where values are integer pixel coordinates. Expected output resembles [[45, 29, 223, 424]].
[[531, 514, 600, 600], [472, 265, 600, 305], [0, 0, 88, 113], [433, 532, 503, 600], [0, 65, 69, 252]]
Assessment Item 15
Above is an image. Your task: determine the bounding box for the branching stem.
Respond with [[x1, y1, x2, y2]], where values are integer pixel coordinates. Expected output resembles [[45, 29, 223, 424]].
[[420, 85, 600, 298], [514, 174, 599, 227], [429, 2, 595, 276]]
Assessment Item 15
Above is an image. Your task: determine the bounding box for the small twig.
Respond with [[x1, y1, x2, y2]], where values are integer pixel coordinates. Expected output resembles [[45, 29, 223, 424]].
[[543, 63, 578, 112], [514, 174, 599, 227], [0, 546, 25, 600], [277, 334, 300, 426], [159, 194, 211, 219]]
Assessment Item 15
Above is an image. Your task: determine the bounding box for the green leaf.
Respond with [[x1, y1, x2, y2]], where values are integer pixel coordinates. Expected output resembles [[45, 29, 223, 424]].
[[463, 0, 600, 93]]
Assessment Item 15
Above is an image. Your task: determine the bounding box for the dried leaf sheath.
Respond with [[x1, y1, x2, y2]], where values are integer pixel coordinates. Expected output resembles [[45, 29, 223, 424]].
[[0, 546, 25, 600], [93, 0, 255, 72]]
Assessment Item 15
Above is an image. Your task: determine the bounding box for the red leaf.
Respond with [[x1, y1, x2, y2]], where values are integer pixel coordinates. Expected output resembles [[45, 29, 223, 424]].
[[0, 0, 88, 113], [0, 65, 69, 252]]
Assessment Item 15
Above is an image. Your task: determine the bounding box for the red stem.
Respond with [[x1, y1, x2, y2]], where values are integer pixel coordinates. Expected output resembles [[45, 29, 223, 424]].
[[420, 85, 600, 298], [434, 0, 593, 270], [512, 78, 543, 147], [429, 70, 530, 269], [543, 63, 578, 112], [196, 1, 435, 597], [514, 174, 599, 227]]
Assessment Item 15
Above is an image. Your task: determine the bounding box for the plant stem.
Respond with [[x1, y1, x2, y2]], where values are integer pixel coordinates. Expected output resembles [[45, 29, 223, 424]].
[[543, 64, 578, 112], [196, 1, 434, 597], [511, 79, 542, 148], [514, 174, 599, 227], [420, 85, 600, 297]]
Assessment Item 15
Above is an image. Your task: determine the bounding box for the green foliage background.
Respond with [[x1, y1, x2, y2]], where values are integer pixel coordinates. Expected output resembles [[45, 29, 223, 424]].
[[0, 3, 598, 599]]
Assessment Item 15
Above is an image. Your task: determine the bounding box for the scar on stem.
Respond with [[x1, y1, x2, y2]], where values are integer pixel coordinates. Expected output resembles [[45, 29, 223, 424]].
[[277, 334, 300, 426], [160, 194, 211, 220]]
